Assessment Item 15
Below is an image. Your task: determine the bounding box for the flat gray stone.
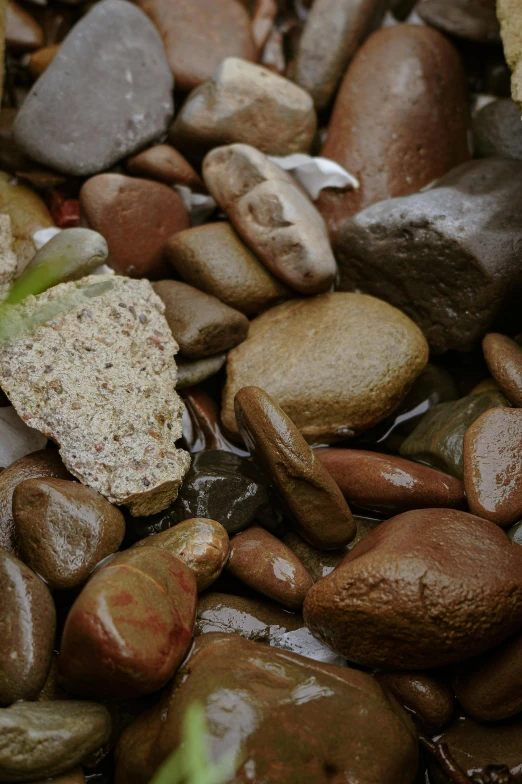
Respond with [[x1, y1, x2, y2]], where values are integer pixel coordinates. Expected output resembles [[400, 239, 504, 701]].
[[13, 0, 174, 176], [473, 99, 522, 160]]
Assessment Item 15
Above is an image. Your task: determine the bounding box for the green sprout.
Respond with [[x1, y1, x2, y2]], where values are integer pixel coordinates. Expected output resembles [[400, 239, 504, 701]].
[[149, 702, 241, 784]]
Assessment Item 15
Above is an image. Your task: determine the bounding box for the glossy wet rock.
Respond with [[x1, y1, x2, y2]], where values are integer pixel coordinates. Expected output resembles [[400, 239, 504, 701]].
[[13, 0, 174, 176], [181, 387, 241, 453], [153, 280, 248, 359], [80, 174, 189, 279], [464, 408, 522, 527], [428, 715, 522, 784], [227, 525, 313, 610], [115, 634, 418, 784], [137, 0, 255, 92], [0, 552, 56, 707], [6, 1, 44, 53], [126, 144, 204, 191], [58, 548, 197, 698], [304, 508, 522, 669], [417, 0, 500, 43], [337, 159, 522, 353], [291, 0, 387, 111], [0, 701, 111, 782], [170, 58, 316, 158], [223, 293, 428, 443], [166, 222, 291, 316], [400, 385, 510, 479], [473, 99, 522, 160], [317, 449, 464, 514], [0, 171, 54, 273], [234, 387, 355, 549], [483, 332, 522, 406], [202, 144, 336, 295], [317, 24, 469, 238], [13, 477, 126, 590], [376, 672, 454, 733], [132, 517, 229, 592], [195, 592, 304, 643], [0, 449, 70, 556], [176, 353, 227, 389]]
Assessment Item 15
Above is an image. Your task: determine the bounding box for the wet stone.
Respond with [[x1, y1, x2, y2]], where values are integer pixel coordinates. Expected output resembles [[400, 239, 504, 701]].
[[195, 592, 304, 643], [176, 353, 227, 389], [483, 332, 522, 406], [376, 671, 455, 733]]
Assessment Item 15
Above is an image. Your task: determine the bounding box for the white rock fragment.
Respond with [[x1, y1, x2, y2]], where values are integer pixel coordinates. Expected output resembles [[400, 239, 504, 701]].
[[0, 275, 191, 515], [0, 406, 48, 468], [0, 215, 17, 302]]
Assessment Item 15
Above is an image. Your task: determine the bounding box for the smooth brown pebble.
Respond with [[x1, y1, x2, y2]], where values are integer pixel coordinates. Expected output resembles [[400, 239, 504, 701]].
[[227, 525, 313, 610], [196, 591, 304, 642], [483, 332, 522, 407], [153, 280, 249, 359], [464, 407, 522, 527], [376, 671, 455, 732], [132, 517, 230, 591], [28, 44, 60, 79], [13, 478, 126, 590], [126, 144, 204, 191], [0, 551, 56, 706], [317, 448, 465, 514]]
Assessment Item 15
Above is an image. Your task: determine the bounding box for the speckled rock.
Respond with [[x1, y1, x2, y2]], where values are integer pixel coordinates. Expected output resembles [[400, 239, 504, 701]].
[[498, 0, 522, 112], [304, 509, 522, 669], [0, 552, 56, 707], [12, 0, 174, 176], [0, 171, 54, 273], [13, 478, 126, 589], [58, 548, 197, 698], [222, 293, 428, 443], [115, 634, 418, 784], [0, 214, 17, 301], [0, 701, 111, 782], [376, 671, 455, 732], [203, 144, 336, 295], [132, 517, 229, 591], [473, 99, 522, 159], [195, 592, 304, 642], [0, 276, 190, 516], [126, 144, 204, 190], [170, 58, 316, 158], [417, 0, 500, 43], [336, 159, 522, 353], [234, 387, 355, 549], [483, 332, 522, 406], [166, 222, 291, 315]]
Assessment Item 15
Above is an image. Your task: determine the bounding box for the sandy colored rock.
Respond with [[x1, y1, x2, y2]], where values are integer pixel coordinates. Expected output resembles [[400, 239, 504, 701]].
[[317, 24, 470, 238], [498, 0, 522, 111], [483, 332, 522, 406], [153, 280, 249, 359], [166, 222, 291, 315], [223, 293, 428, 443], [0, 276, 190, 516], [126, 144, 203, 191], [137, 0, 255, 92], [376, 671, 455, 733], [0, 214, 16, 301], [0, 171, 54, 273], [5, 0, 43, 53], [304, 508, 522, 669], [203, 144, 336, 295], [170, 58, 316, 158]]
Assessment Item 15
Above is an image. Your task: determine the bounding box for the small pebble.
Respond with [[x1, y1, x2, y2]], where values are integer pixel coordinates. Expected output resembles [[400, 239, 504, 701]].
[[126, 144, 204, 191], [376, 671, 455, 733], [195, 591, 304, 642], [483, 332, 522, 406]]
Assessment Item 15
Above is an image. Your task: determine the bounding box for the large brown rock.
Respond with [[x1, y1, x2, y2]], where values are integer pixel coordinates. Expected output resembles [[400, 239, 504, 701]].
[[222, 293, 428, 443], [115, 634, 418, 784], [304, 509, 522, 669], [317, 24, 470, 239]]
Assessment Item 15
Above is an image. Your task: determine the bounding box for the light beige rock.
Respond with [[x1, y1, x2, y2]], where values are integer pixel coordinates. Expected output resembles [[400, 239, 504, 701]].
[[203, 143, 336, 295], [222, 292, 429, 443], [498, 0, 522, 109], [0, 275, 190, 516], [0, 214, 16, 301]]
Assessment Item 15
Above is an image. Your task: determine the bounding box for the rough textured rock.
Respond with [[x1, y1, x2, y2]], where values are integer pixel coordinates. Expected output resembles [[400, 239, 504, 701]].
[[0, 701, 111, 782], [80, 174, 189, 279], [498, 0, 522, 112], [13, 477, 126, 589], [170, 58, 316, 158], [0, 449, 71, 556], [203, 144, 336, 295], [137, 0, 255, 92], [166, 222, 291, 315], [0, 171, 54, 273], [132, 517, 230, 591], [115, 634, 418, 784], [58, 548, 197, 698], [376, 672, 455, 733], [223, 293, 428, 443], [0, 276, 190, 516], [234, 387, 355, 549], [291, 0, 387, 111], [12, 0, 174, 177], [195, 592, 304, 642], [0, 214, 17, 301], [0, 552, 56, 707], [473, 99, 522, 159], [417, 0, 500, 42], [400, 385, 510, 479], [317, 24, 470, 238], [304, 509, 522, 669], [336, 159, 522, 353], [126, 144, 204, 190], [153, 280, 248, 358], [464, 407, 522, 527], [483, 332, 522, 406]]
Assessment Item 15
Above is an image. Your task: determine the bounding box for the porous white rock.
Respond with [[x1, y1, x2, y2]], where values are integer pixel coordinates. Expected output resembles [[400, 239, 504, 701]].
[[0, 215, 17, 302]]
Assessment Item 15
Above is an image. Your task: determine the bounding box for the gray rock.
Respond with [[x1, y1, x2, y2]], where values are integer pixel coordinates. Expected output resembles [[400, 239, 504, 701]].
[[336, 158, 522, 353], [0, 701, 111, 782], [417, 0, 500, 43], [13, 0, 174, 176], [473, 99, 522, 159], [176, 353, 226, 389]]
